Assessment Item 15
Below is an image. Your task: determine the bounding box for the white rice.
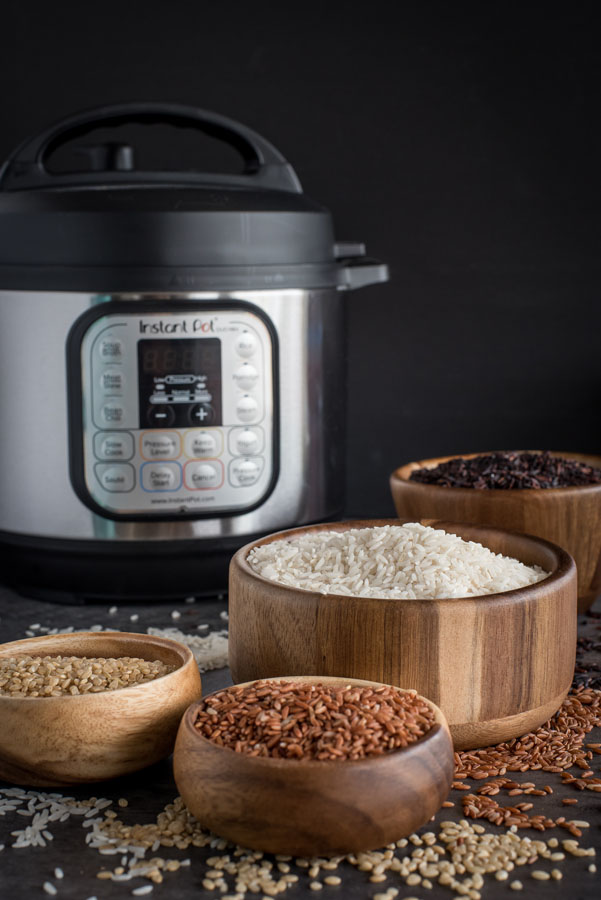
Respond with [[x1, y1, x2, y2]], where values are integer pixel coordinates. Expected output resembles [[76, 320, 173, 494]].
[[247, 522, 548, 599], [145, 627, 229, 672]]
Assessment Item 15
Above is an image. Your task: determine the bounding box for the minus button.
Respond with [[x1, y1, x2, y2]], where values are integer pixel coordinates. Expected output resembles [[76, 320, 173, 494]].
[[147, 404, 175, 427]]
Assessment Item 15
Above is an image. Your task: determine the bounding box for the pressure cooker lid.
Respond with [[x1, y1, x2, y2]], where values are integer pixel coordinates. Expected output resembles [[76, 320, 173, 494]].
[[0, 103, 388, 292]]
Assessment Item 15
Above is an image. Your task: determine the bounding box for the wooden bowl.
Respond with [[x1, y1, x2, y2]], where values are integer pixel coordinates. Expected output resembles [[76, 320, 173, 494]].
[[173, 675, 454, 855], [390, 450, 601, 613], [228, 520, 577, 750], [0, 631, 202, 786]]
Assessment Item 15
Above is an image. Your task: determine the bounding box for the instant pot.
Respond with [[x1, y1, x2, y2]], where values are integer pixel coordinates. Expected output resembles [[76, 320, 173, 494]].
[[0, 103, 388, 602]]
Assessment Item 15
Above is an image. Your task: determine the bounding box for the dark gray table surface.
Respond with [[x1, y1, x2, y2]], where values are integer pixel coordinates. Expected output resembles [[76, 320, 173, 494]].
[[0, 585, 599, 900]]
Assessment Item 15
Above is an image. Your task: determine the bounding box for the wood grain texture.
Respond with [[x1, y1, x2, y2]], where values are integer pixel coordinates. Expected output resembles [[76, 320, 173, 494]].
[[0, 631, 202, 786], [228, 520, 577, 750], [390, 450, 601, 612], [173, 675, 454, 856]]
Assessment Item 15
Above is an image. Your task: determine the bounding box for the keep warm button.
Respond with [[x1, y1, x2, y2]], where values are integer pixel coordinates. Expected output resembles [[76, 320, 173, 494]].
[[184, 460, 224, 491], [95, 463, 135, 493]]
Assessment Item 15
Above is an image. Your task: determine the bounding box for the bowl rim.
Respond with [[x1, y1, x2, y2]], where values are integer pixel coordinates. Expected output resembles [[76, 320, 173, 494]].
[[0, 630, 196, 702], [179, 675, 449, 770], [391, 450, 601, 495], [232, 518, 575, 606]]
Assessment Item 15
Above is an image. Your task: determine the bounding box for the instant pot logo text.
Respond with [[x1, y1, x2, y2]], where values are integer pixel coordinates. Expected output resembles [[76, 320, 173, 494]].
[[138, 318, 215, 334]]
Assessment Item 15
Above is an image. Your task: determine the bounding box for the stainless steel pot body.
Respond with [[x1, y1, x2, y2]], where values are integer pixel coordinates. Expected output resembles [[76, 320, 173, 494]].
[[0, 288, 345, 545]]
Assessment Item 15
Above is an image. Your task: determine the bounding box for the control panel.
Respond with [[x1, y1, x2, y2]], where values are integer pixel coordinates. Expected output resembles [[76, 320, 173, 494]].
[[73, 304, 276, 518]]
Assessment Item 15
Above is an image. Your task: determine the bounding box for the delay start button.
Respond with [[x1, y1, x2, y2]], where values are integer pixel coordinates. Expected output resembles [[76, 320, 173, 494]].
[[94, 463, 135, 492], [141, 462, 182, 492], [184, 460, 224, 490]]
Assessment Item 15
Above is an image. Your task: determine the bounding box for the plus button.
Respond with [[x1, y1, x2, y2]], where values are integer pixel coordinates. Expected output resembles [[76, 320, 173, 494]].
[[189, 403, 215, 425]]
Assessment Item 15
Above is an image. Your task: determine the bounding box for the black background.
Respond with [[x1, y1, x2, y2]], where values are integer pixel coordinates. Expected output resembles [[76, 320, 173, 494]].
[[1, 2, 600, 517]]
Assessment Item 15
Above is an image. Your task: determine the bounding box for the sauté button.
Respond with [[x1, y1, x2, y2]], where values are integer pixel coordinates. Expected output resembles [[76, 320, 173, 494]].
[[235, 331, 257, 358], [95, 463, 135, 492], [235, 395, 258, 422]]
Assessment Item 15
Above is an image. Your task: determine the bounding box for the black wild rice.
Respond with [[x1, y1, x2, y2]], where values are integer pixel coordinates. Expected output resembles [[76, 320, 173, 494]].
[[410, 451, 601, 490]]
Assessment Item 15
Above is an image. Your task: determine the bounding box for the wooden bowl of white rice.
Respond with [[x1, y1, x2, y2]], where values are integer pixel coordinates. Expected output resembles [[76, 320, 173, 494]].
[[228, 519, 577, 750]]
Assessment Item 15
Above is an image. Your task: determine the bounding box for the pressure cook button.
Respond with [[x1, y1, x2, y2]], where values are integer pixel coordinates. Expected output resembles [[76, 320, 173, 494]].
[[233, 363, 259, 390], [236, 395, 258, 422], [95, 463, 135, 492], [147, 404, 175, 427], [235, 331, 257, 358], [100, 403, 126, 426], [232, 427, 262, 456], [100, 369, 124, 392], [94, 431, 134, 461], [141, 432, 180, 460], [189, 403, 215, 425], [184, 461, 223, 490], [141, 463, 181, 492], [98, 337, 124, 361], [185, 430, 219, 458], [229, 457, 264, 487]]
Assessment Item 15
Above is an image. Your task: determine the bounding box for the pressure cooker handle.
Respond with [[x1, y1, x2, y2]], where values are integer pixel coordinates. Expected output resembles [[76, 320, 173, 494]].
[[0, 102, 302, 193]]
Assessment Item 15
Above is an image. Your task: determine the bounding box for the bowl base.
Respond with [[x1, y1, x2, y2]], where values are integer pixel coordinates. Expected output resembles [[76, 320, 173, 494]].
[[451, 687, 569, 750]]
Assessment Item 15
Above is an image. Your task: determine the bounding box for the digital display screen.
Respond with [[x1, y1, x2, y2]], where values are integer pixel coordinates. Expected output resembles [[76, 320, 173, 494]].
[[137, 338, 222, 429]]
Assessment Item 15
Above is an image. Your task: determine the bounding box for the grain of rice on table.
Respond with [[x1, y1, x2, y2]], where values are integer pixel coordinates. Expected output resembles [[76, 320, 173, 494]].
[[0, 656, 175, 697], [247, 523, 547, 599]]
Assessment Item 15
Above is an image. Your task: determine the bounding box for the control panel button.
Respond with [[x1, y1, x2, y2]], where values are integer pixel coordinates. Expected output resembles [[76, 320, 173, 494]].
[[235, 331, 257, 358], [236, 395, 259, 422], [93, 431, 134, 461], [141, 462, 182, 492], [184, 460, 224, 490], [188, 403, 215, 426], [147, 404, 175, 427], [98, 337, 124, 361], [229, 426, 263, 456], [95, 463, 135, 492], [100, 403, 126, 426], [229, 457, 264, 487], [100, 368, 124, 392], [184, 430, 221, 458], [140, 431, 180, 460], [233, 363, 259, 390]]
